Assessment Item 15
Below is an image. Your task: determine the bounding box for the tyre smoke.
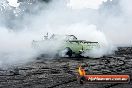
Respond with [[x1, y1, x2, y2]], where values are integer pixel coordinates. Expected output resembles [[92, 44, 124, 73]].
[[0, 0, 131, 67]]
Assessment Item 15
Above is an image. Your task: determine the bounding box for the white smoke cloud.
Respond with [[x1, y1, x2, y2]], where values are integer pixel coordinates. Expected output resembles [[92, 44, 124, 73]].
[[24, 0, 114, 58], [0, 0, 132, 67], [7, 0, 19, 7], [67, 0, 108, 9], [99, 0, 132, 46], [120, 0, 132, 16], [0, 28, 40, 67]]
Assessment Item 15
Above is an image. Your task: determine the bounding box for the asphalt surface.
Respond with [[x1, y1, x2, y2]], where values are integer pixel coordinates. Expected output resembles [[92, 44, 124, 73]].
[[0, 47, 132, 88]]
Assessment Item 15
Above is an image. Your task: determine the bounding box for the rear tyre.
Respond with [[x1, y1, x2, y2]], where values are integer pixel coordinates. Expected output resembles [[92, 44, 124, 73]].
[[65, 47, 72, 57]]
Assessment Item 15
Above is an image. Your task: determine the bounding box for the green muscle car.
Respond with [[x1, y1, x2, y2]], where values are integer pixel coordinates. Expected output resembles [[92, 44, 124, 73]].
[[32, 34, 100, 57]]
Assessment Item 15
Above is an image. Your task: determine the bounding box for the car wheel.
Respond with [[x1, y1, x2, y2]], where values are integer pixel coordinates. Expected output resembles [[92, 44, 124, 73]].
[[65, 47, 72, 57]]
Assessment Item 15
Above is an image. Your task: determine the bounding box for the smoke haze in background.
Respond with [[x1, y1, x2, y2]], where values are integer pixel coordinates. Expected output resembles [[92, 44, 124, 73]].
[[68, 0, 108, 9], [0, 0, 132, 67]]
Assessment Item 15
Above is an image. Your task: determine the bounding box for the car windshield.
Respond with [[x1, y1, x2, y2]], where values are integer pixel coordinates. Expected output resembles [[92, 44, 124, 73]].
[[65, 35, 77, 40]]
